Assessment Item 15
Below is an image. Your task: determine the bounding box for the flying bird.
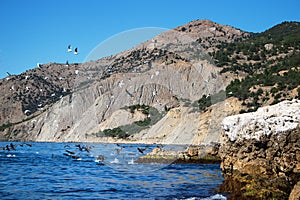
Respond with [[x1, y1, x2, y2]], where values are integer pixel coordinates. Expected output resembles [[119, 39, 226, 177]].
[[24, 110, 31, 115], [75, 144, 84, 151], [9, 143, 17, 151], [65, 150, 76, 155], [74, 48, 78, 55], [137, 147, 147, 154], [67, 45, 72, 52], [25, 143, 32, 147]]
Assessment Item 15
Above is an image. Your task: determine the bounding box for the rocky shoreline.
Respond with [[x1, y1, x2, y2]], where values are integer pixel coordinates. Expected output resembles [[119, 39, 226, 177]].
[[136, 100, 300, 199], [218, 100, 300, 200], [1, 100, 300, 199], [135, 145, 221, 164]]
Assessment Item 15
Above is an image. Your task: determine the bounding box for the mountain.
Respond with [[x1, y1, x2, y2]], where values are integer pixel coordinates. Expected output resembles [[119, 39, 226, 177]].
[[0, 20, 299, 144]]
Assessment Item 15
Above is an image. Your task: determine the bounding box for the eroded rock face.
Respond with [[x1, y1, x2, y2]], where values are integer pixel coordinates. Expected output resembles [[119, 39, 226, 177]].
[[289, 181, 300, 200], [219, 100, 300, 199], [2, 20, 246, 143]]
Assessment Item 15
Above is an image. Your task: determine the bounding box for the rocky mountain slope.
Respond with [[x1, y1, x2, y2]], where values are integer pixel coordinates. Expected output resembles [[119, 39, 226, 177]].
[[0, 20, 299, 146]]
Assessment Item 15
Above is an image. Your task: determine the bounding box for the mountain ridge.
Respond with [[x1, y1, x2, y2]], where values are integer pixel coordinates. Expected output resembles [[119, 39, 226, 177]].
[[0, 20, 299, 144]]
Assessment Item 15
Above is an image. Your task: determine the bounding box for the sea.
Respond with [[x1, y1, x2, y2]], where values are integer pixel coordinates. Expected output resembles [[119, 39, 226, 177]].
[[0, 142, 227, 200]]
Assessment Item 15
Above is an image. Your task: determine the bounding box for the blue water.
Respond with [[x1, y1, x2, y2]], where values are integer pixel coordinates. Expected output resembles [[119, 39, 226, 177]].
[[0, 142, 226, 200]]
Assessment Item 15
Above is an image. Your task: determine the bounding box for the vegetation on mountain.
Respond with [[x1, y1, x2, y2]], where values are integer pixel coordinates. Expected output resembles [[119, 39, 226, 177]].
[[210, 21, 300, 113], [197, 90, 226, 111], [94, 105, 162, 139]]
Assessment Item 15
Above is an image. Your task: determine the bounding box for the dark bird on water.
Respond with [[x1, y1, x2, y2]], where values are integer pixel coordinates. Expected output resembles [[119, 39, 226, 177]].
[[71, 155, 81, 160], [96, 155, 105, 162], [19, 143, 32, 147], [83, 146, 92, 153], [63, 153, 80, 160], [5, 145, 11, 151], [10, 143, 17, 151], [75, 144, 92, 152], [25, 143, 32, 147], [75, 144, 84, 151]]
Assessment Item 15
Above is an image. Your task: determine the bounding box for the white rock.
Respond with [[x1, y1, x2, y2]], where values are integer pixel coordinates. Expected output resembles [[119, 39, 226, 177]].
[[118, 80, 124, 88], [222, 100, 300, 141]]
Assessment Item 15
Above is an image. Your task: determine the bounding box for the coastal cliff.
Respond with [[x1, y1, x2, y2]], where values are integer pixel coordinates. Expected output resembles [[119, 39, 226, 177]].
[[218, 100, 300, 199], [0, 19, 300, 199], [1, 20, 299, 147], [1, 20, 248, 143]]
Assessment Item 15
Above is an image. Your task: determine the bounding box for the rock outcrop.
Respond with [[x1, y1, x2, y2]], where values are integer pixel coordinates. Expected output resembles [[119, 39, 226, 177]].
[[289, 181, 300, 200], [219, 100, 300, 199]]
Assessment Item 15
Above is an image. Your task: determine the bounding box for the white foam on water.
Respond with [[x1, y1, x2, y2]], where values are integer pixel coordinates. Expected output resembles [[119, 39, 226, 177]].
[[128, 158, 135, 165], [201, 194, 227, 200], [110, 158, 119, 164], [175, 194, 227, 200]]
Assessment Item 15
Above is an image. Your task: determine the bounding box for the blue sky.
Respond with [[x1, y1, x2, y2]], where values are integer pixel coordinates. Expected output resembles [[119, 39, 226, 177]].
[[0, 0, 299, 78]]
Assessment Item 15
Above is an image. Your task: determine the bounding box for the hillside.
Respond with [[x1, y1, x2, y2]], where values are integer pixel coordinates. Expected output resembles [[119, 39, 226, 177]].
[[215, 21, 300, 113], [0, 20, 299, 144]]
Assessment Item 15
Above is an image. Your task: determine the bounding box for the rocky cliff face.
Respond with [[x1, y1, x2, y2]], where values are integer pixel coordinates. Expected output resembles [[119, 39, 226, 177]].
[[0, 63, 80, 126], [0, 20, 249, 144], [219, 100, 300, 199]]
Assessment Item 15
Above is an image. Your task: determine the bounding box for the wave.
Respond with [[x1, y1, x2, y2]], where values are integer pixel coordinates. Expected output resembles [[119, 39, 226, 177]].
[[177, 194, 227, 200]]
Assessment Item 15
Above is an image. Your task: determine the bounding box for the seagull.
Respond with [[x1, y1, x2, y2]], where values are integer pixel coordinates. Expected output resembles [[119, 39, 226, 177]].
[[25, 143, 32, 147], [5, 145, 11, 151], [10, 143, 17, 151], [74, 47, 78, 55], [96, 155, 105, 162], [65, 150, 76, 155], [67, 45, 72, 52], [66, 60, 69, 67], [37, 63, 42, 68], [114, 147, 124, 155], [137, 147, 147, 154], [24, 110, 31, 115]]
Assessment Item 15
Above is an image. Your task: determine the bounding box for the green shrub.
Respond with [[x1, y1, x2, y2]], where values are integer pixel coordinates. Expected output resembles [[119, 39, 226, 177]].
[[103, 127, 129, 139], [134, 117, 151, 127]]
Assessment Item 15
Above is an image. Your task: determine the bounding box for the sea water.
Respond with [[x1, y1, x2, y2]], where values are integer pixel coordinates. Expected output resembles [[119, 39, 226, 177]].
[[0, 142, 226, 200]]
